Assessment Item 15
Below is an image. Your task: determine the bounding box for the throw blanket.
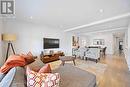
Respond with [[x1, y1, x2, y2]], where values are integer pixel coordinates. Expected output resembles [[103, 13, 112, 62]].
[[0, 55, 26, 73]]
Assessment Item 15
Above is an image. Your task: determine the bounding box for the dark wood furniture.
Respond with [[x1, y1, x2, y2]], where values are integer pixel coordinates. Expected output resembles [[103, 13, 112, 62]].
[[59, 56, 76, 66], [40, 52, 64, 63], [100, 47, 107, 57]]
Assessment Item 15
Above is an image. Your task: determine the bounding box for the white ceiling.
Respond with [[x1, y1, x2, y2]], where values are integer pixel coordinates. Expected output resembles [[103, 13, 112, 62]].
[[14, 0, 130, 33], [69, 16, 129, 34]]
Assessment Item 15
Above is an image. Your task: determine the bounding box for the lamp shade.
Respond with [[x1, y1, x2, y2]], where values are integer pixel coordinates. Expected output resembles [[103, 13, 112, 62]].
[[2, 34, 16, 41]]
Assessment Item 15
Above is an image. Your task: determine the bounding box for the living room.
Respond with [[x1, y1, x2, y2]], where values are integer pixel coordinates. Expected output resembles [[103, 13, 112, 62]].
[[0, 0, 130, 87]]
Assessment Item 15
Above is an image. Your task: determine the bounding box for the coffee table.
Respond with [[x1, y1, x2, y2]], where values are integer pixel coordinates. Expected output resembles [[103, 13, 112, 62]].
[[59, 56, 76, 66]]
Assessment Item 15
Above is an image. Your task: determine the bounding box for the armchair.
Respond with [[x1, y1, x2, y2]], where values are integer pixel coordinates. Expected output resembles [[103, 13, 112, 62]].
[[74, 47, 87, 59], [85, 48, 100, 63]]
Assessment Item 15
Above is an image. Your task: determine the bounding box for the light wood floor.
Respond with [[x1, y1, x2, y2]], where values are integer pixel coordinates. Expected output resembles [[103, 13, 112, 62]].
[[49, 53, 130, 87], [98, 54, 130, 87]]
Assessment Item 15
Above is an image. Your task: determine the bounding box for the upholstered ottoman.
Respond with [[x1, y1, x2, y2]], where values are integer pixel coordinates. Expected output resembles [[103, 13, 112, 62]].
[[53, 64, 96, 87], [59, 56, 76, 66]]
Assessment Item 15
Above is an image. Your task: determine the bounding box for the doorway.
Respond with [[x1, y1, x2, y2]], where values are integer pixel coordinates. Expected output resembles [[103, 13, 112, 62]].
[[113, 33, 124, 55], [119, 41, 123, 54]]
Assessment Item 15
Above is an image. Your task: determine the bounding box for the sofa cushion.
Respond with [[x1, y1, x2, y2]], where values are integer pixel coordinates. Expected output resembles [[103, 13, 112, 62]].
[[10, 67, 26, 87], [0, 67, 16, 87], [10, 58, 44, 87], [26, 66, 60, 87]]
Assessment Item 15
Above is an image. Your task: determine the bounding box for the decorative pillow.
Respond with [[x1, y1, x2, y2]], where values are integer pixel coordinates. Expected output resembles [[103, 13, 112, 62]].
[[20, 52, 35, 65], [26, 67, 60, 87], [39, 64, 51, 73], [0, 55, 26, 73]]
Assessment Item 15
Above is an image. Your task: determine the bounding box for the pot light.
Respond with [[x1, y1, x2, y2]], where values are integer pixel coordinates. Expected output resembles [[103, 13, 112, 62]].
[[30, 16, 33, 19], [99, 9, 104, 13]]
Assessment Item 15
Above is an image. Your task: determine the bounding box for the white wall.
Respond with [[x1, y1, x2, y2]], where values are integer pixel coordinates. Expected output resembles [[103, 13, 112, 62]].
[[0, 20, 4, 66], [124, 30, 128, 61], [128, 22, 130, 71], [88, 33, 114, 54], [78, 35, 90, 47], [3, 20, 72, 58]]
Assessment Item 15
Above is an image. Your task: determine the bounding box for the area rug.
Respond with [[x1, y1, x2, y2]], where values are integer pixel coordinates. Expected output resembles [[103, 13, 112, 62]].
[[75, 60, 107, 86], [49, 59, 107, 86]]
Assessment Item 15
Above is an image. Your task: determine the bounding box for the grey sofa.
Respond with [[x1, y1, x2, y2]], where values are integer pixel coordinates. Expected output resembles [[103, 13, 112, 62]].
[[11, 67, 26, 87], [3, 58, 96, 87]]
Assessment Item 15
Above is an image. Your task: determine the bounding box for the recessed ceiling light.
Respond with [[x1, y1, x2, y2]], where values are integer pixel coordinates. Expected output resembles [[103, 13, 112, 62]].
[[99, 9, 104, 13], [30, 16, 33, 19], [59, 25, 63, 28]]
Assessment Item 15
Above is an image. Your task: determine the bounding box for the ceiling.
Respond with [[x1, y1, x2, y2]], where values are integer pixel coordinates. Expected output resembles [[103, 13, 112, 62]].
[[14, 0, 130, 33], [69, 16, 129, 34]]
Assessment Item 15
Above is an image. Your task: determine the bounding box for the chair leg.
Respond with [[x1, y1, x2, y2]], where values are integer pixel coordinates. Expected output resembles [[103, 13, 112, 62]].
[[62, 61, 65, 66], [86, 57, 87, 61], [96, 59, 98, 63], [73, 60, 76, 66]]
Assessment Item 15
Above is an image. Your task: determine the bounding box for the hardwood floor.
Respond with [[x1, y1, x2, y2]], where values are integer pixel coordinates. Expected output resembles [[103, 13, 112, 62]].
[[98, 54, 130, 87], [50, 53, 130, 87]]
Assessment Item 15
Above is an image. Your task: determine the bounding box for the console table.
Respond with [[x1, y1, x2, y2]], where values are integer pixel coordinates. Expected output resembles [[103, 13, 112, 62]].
[[40, 52, 64, 63]]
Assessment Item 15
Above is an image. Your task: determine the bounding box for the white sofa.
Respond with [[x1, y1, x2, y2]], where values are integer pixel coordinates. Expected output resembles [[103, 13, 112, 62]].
[[85, 48, 100, 63]]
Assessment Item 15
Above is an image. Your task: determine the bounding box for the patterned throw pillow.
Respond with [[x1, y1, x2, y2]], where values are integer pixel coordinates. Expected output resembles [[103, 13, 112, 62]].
[[26, 67, 60, 87]]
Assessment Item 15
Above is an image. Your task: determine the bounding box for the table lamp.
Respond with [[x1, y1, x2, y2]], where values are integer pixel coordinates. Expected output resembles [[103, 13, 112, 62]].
[[2, 34, 16, 61]]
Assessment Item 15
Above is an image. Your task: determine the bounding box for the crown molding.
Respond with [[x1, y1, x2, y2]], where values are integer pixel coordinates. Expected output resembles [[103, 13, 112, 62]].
[[83, 27, 127, 35], [64, 13, 130, 32]]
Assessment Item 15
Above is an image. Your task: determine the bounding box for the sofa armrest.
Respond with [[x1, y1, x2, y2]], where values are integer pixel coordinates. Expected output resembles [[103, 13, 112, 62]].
[[11, 67, 26, 87], [0, 67, 16, 87]]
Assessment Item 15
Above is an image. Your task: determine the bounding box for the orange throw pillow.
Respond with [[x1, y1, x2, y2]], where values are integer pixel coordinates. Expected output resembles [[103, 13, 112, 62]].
[[20, 52, 35, 65], [0, 55, 26, 73], [38, 64, 51, 73]]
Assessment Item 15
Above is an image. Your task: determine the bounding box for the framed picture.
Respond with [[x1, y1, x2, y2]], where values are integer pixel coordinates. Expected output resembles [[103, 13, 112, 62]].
[[72, 36, 79, 47], [93, 39, 105, 45]]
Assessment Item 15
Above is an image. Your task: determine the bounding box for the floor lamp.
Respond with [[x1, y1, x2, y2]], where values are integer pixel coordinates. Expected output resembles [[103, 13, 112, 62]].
[[2, 34, 16, 61]]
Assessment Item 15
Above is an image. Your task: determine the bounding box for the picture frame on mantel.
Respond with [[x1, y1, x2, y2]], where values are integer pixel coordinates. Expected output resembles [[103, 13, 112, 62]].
[[93, 39, 105, 45]]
